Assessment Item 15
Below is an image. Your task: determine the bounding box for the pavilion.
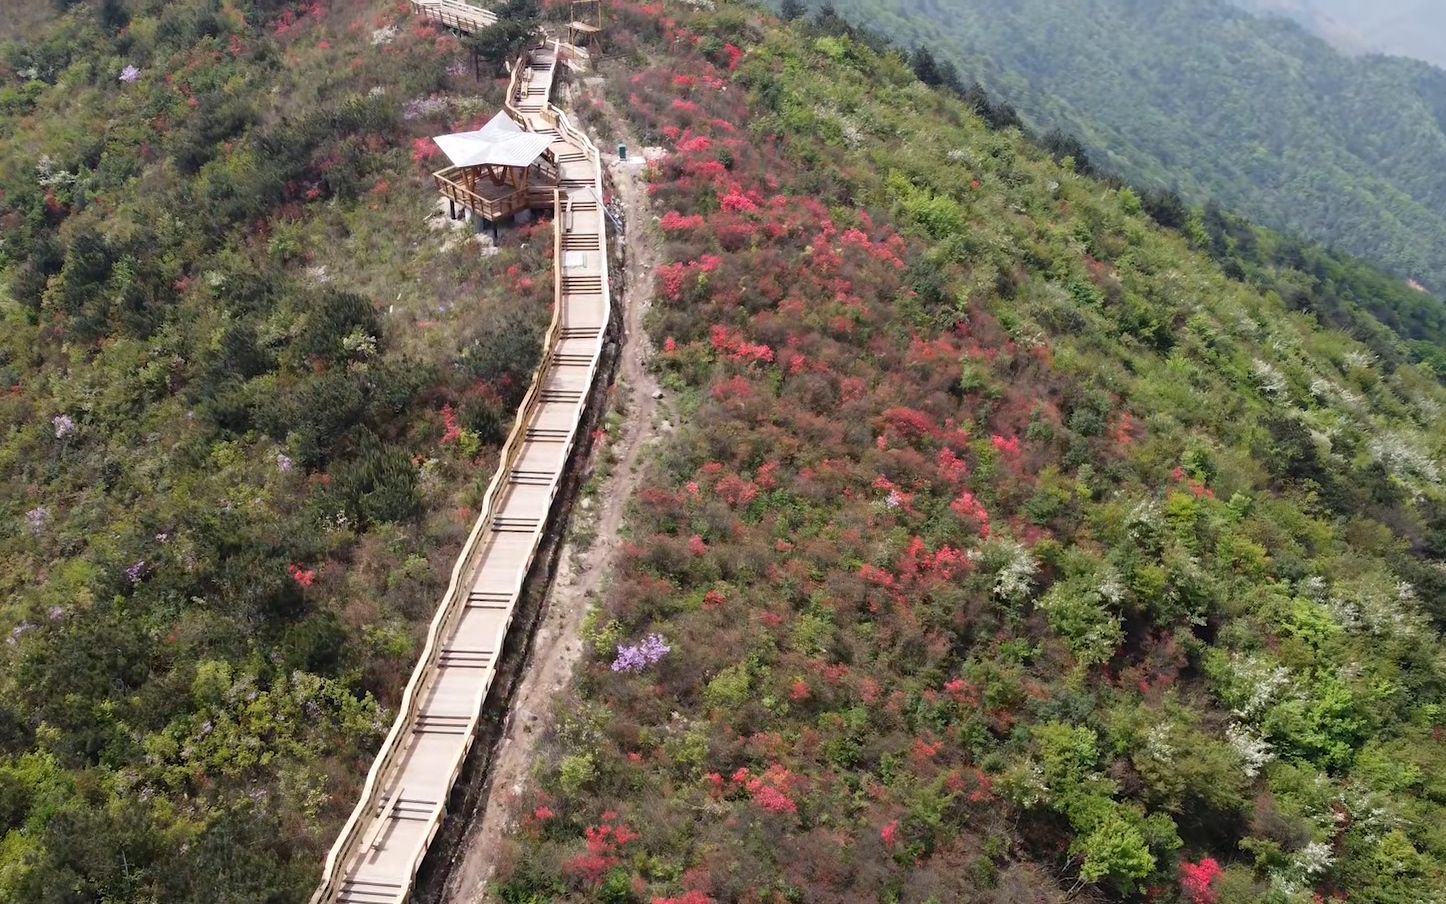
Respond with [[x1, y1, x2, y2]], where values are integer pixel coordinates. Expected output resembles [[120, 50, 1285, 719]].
[[431, 111, 558, 227]]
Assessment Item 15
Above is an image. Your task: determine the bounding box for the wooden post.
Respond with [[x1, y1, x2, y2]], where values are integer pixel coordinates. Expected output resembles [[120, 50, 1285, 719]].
[[568, 0, 602, 55]]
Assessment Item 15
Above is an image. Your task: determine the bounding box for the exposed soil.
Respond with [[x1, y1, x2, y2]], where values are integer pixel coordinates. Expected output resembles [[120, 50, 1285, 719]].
[[441, 114, 665, 903]]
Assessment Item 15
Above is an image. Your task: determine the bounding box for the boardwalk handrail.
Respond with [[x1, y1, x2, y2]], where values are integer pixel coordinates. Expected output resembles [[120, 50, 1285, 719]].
[[506, 40, 558, 117], [505, 49, 525, 120], [310, 34, 603, 904]]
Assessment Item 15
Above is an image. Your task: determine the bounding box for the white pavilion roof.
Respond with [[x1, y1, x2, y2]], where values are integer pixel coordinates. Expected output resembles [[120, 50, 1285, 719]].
[[432, 112, 552, 168]]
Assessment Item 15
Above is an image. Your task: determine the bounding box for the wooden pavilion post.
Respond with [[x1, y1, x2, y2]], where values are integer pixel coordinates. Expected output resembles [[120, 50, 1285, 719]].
[[568, 0, 602, 55]]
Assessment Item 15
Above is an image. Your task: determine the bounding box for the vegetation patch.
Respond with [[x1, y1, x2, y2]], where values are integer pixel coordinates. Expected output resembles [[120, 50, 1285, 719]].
[[0, 0, 554, 897], [491, 5, 1446, 903]]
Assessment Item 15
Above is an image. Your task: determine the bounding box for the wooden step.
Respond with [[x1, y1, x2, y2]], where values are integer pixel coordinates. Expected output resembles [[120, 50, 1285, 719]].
[[341, 879, 402, 890], [338, 879, 403, 904], [466, 590, 514, 609], [437, 647, 495, 668], [415, 714, 471, 735], [525, 426, 572, 443], [562, 234, 600, 250], [562, 275, 603, 293], [491, 515, 542, 532], [388, 796, 441, 820]]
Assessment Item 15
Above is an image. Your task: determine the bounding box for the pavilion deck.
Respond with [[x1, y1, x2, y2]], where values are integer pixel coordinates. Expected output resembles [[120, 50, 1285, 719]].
[[432, 166, 559, 222]]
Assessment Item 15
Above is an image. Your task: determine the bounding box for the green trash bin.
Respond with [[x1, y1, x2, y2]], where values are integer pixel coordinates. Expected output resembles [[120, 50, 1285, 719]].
[[617, 143, 628, 161]]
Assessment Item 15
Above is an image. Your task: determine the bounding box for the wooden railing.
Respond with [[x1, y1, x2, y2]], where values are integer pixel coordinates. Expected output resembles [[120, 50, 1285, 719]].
[[505, 46, 526, 118], [409, 0, 497, 32], [509, 40, 558, 111], [544, 102, 606, 212], [432, 168, 531, 222]]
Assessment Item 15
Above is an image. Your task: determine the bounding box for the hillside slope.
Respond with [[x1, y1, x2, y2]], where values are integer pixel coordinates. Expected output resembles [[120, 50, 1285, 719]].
[[812, 0, 1446, 307], [0, 1, 555, 899], [491, 3, 1446, 903]]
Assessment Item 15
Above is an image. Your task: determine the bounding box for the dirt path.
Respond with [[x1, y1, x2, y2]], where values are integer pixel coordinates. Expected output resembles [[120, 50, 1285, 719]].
[[442, 128, 664, 903]]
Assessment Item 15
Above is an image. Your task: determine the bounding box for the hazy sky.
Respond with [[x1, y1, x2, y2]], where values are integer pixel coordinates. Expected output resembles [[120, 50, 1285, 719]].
[[1233, 0, 1446, 69]]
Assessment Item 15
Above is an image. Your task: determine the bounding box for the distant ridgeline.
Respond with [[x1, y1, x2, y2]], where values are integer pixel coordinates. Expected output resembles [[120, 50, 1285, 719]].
[[1228, 0, 1446, 71], [790, 0, 1446, 375]]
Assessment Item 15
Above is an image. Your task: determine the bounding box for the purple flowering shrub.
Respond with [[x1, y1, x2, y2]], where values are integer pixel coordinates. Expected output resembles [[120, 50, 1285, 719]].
[[611, 633, 670, 673]]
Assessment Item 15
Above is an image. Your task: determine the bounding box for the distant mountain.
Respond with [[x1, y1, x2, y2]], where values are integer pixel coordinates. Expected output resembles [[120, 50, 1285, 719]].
[[814, 0, 1446, 316], [1231, 0, 1446, 69]]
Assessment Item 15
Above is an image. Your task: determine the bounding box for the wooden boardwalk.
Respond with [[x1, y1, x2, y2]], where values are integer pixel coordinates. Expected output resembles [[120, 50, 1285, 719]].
[[309, 40, 609, 904], [410, 0, 498, 32]]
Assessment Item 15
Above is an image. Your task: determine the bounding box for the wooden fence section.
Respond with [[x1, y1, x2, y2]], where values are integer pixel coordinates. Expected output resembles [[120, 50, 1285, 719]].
[[309, 39, 610, 904]]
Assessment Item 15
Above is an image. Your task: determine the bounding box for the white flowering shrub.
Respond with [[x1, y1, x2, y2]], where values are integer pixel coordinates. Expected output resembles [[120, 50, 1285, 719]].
[[1208, 651, 1291, 720], [1226, 723, 1274, 778], [1251, 358, 1289, 396], [990, 539, 1038, 602], [1367, 431, 1441, 484]]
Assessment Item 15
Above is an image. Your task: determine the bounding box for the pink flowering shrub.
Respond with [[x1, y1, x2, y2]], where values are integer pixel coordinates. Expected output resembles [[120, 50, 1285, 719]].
[[661, 210, 706, 232], [880, 819, 900, 847], [1180, 858, 1224, 904], [287, 563, 316, 588]]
